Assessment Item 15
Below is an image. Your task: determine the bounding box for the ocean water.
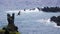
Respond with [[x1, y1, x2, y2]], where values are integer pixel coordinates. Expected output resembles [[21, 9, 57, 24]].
[[0, 8, 60, 34]]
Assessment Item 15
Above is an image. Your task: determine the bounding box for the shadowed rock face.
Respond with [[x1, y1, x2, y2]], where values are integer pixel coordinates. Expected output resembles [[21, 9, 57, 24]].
[[2, 13, 18, 32], [7, 13, 18, 32], [50, 16, 57, 22], [50, 16, 60, 26], [7, 13, 14, 25]]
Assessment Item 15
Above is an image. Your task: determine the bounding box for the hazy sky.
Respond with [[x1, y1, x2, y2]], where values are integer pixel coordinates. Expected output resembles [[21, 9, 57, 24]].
[[0, 0, 60, 12]]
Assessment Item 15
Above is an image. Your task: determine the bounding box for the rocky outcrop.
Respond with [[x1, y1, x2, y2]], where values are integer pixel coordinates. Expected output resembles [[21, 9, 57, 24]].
[[2, 13, 18, 34], [42, 7, 60, 12], [50, 16, 60, 26]]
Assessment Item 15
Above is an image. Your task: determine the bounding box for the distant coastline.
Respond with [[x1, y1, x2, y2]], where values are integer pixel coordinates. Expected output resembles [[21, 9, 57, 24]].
[[41, 7, 60, 12]]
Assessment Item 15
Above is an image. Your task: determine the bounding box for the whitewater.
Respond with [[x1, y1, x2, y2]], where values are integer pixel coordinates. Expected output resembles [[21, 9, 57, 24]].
[[0, 8, 60, 34]]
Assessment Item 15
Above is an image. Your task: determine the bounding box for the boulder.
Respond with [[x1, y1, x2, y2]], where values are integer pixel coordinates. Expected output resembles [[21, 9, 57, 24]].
[[50, 16, 60, 26]]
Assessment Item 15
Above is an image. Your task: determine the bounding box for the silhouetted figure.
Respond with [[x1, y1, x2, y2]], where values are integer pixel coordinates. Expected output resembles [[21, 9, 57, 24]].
[[17, 11, 20, 16]]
